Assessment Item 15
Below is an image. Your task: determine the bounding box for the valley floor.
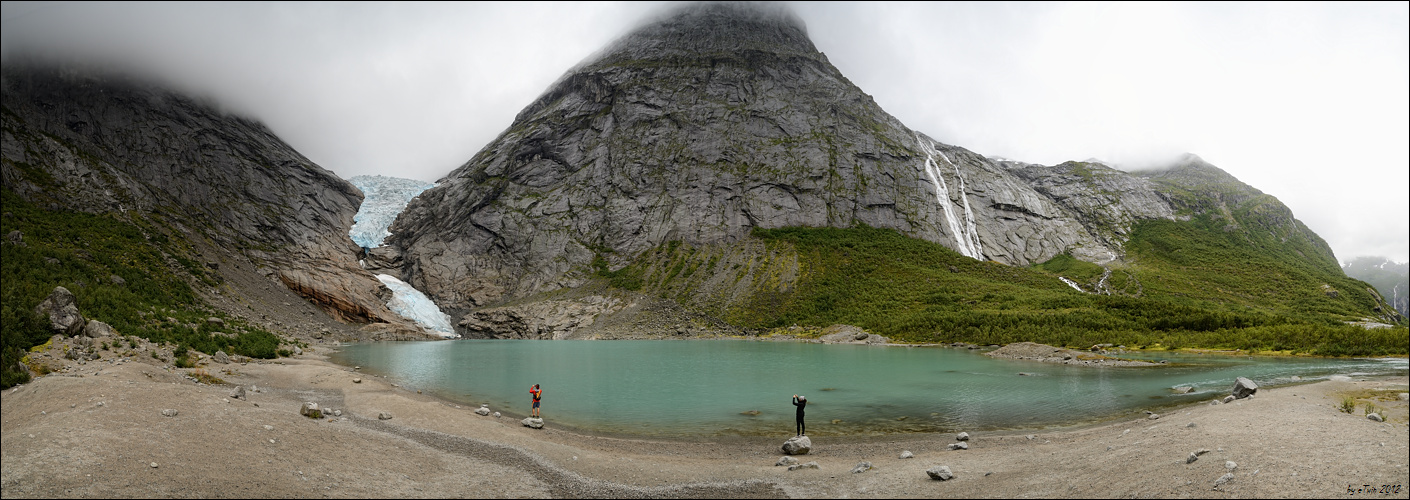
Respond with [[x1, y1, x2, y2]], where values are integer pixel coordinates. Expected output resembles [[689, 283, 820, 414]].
[[2, 349, 1407, 499]]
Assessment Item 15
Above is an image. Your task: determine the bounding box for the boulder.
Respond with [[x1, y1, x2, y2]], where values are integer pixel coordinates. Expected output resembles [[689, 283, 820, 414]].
[[927, 465, 954, 481], [1222, 395, 1236, 404], [207, 317, 225, 328], [300, 402, 323, 418], [1231, 377, 1258, 399], [230, 386, 246, 400], [1186, 453, 1199, 464], [947, 442, 969, 451], [1214, 473, 1235, 488], [109, 274, 126, 286], [493, 412, 501, 418], [775, 456, 798, 467], [84, 320, 115, 338], [956, 432, 970, 441], [851, 462, 872, 474], [213, 350, 230, 364], [522, 417, 544, 429], [160, 409, 178, 417], [378, 412, 393, 420], [1367, 413, 1383, 422], [35, 287, 85, 336], [475, 407, 491, 416], [899, 450, 914, 459], [786, 461, 820, 471], [782, 435, 812, 455], [1225, 461, 1237, 471]]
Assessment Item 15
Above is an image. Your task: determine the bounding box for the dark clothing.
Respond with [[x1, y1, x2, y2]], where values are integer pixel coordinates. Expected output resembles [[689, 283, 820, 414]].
[[793, 397, 807, 436]]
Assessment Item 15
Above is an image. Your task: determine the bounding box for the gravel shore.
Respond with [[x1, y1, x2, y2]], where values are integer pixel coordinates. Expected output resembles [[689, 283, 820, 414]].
[[3, 348, 1406, 498]]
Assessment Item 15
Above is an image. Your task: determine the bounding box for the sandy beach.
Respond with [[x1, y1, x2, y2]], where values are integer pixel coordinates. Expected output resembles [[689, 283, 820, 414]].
[[3, 345, 1407, 499]]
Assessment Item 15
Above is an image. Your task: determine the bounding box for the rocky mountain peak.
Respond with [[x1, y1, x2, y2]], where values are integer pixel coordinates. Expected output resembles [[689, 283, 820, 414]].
[[586, 2, 816, 67]]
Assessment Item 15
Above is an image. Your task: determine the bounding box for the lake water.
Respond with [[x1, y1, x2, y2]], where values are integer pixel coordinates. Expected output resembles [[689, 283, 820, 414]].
[[328, 340, 1407, 438]]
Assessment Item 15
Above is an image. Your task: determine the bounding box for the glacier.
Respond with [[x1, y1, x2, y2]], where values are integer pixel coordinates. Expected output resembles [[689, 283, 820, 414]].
[[376, 274, 458, 338], [349, 175, 436, 249], [350, 175, 458, 338]]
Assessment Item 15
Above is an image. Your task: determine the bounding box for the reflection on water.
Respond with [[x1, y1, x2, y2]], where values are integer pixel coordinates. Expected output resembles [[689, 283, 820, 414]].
[[329, 340, 1407, 438]]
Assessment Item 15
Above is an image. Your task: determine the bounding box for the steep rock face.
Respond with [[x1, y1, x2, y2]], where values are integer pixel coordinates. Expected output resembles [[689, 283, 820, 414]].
[[389, 3, 1118, 312], [1011, 161, 1177, 260], [0, 66, 401, 325]]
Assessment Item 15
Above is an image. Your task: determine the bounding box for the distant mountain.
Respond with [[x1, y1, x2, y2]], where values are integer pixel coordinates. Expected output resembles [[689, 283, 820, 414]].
[[1343, 257, 1409, 317]]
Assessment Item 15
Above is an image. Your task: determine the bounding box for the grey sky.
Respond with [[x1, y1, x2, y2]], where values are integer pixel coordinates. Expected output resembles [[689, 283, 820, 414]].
[[2, 1, 1406, 263]]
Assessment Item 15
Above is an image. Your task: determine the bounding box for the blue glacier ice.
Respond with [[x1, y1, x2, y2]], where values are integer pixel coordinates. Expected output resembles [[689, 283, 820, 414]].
[[348, 175, 436, 249], [376, 274, 459, 338]]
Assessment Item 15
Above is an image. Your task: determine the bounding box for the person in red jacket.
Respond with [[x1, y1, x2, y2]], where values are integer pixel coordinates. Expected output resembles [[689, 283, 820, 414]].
[[530, 384, 543, 418]]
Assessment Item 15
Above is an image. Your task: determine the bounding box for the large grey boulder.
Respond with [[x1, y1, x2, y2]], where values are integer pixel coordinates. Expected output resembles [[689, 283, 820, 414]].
[[781, 435, 812, 455], [34, 287, 85, 336], [84, 319, 114, 338], [1231, 377, 1258, 399], [927, 465, 955, 481], [522, 417, 544, 429], [213, 350, 230, 364], [300, 402, 322, 418]]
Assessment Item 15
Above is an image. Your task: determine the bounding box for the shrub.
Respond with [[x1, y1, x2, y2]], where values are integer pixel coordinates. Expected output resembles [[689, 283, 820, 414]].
[[1339, 396, 1356, 414]]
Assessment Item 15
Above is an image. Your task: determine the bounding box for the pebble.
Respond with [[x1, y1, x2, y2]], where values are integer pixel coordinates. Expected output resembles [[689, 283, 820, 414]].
[[1225, 461, 1237, 471], [263, 425, 274, 431], [150, 462, 158, 468], [899, 450, 914, 459]]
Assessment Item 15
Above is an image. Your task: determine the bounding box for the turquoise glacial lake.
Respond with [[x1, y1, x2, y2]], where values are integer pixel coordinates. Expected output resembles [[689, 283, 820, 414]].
[[328, 340, 1407, 438]]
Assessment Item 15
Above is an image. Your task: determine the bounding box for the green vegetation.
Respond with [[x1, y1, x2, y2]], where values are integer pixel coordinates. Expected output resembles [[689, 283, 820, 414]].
[[603, 225, 1406, 357], [2, 188, 282, 388]]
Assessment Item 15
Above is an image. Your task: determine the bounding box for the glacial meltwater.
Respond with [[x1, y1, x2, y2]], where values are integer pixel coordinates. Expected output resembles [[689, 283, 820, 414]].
[[328, 340, 1407, 438]]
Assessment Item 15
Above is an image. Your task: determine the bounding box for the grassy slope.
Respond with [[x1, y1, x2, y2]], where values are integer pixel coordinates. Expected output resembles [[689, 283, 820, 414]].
[[603, 224, 1406, 357], [1, 188, 286, 388]]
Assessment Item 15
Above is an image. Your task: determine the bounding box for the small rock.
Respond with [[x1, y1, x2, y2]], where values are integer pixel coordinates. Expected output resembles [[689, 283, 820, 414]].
[[1209, 400, 1222, 406], [776, 456, 799, 466], [1222, 395, 1236, 404], [493, 412, 501, 418], [782, 435, 812, 455], [353, 378, 362, 384], [332, 409, 342, 417], [1188, 453, 1199, 464], [1214, 472, 1235, 488], [1025, 435, 1035, 440], [522, 417, 544, 429], [1148, 413, 1161, 420], [1231, 377, 1258, 399], [899, 450, 914, 459], [1186, 422, 1197, 428], [213, 351, 230, 364], [1018, 372, 1033, 376], [230, 386, 246, 400], [378, 412, 393, 420], [1195, 448, 1211, 456], [786, 461, 820, 471], [1367, 413, 1383, 422], [1172, 386, 1194, 394], [300, 402, 322, 418], [150, 462, 158, 468], [927, 465, 954, 481], [947, 442, 969, 451], [1225, 461, 1237, 471], [956, 432, 970, 441], [263, 425, 273, 431], [475, 407, 491, 416], [851, 462, 872, 474], [160, 409, 178, 417], [1398, 393, 1408, 401]]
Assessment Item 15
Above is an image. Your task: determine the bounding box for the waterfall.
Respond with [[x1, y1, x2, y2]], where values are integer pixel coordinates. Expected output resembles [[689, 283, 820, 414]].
[[916, 135, 984, 260]]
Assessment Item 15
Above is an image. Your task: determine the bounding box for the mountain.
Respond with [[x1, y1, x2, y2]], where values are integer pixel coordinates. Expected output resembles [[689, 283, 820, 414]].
[[384, 2, 1402, 349], [1, 65, 430, 345], [1343, 257, 1409, 317]]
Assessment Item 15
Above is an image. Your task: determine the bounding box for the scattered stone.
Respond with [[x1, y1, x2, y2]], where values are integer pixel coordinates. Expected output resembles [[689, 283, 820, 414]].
[[160, 409, 178, 417], [1399, 393, 1408, 401], [230, 386, 246, 400], [1214, 472, 1235, 488], [1025, 435, 1035, 440], [378, 412, 393, 420], [6, 229, 22, 245], [150, 462, 158, 468], [1231, 377, 1258, 399], [787, 461, 820, 471], [207, 317, 225, 328], [1195, 448, 1211, 456], [1225, 461, 1237, 471], [1210, 399, 1222, 406], [1172, 386, 1194, 394], [956, 432, 970, 441], [1018, 372, 1033, 376], [1222, 395, 1236, 404], [300, 402, 322, 419], [522, 417, 544, 429], [475, 407, 491, 416], [1148, 413, 1161, 420], [927, 465, 954, 481], [213, 351, 230, 364], [1289, 375, 1301, 381], [899, 450, 914, 459], [333, 409, 342, 417], [851, 462, 872, 473], [782, 435, 812, 455], [947, 442, 969, 451], [493, 412, 501, 418], [775, 456, 799, 467], [293, 346, 303, 356], [263, 425, 273, 431], [353, 378, 362, 384], [1186, 422, 1197, 428], [1367, 413, 1383, 422]]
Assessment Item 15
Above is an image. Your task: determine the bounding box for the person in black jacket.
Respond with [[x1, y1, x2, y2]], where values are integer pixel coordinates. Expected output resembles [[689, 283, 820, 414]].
[[792, 394, 807, 436]]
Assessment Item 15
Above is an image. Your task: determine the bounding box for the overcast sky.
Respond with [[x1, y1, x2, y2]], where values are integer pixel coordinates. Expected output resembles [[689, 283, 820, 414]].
[[2, 1, 1406, 264]]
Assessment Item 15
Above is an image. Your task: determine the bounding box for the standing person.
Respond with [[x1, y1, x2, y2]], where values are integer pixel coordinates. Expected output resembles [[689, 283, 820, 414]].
[[530, 384, 543, 418], [792, 394, 807, 436]]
